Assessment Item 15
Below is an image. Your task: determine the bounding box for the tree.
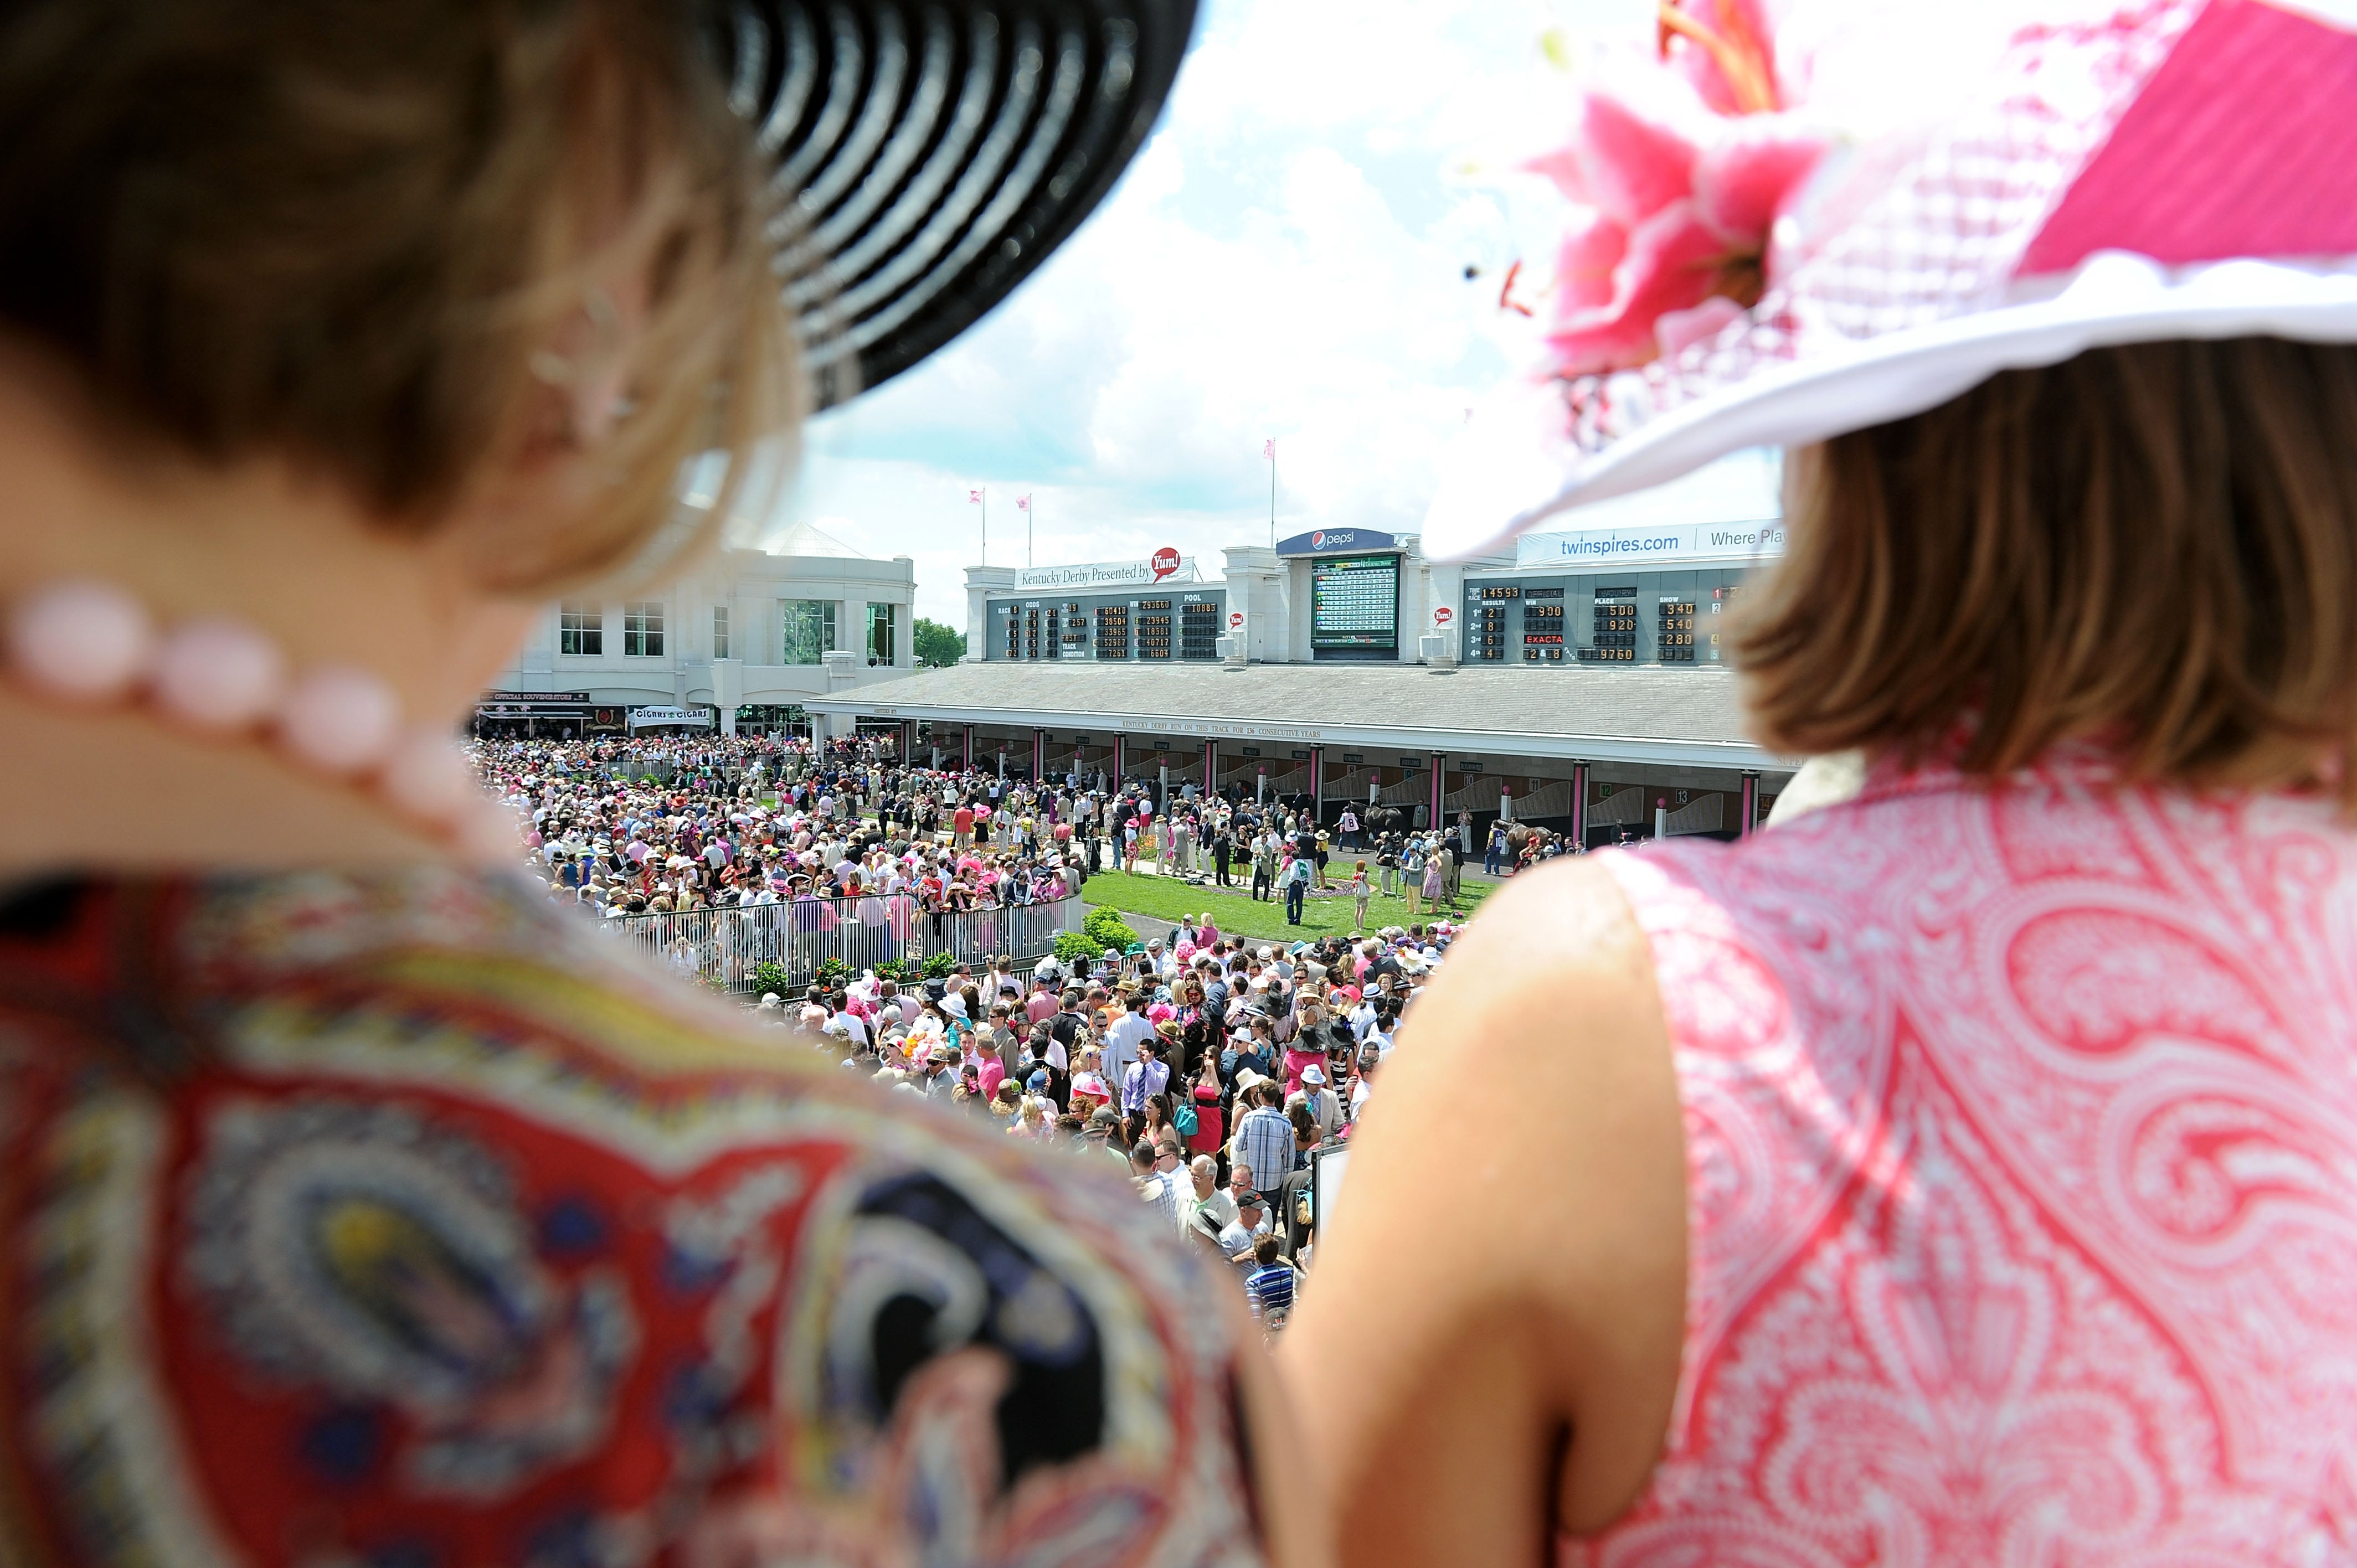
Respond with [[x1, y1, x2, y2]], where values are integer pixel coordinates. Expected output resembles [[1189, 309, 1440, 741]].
[[914, 618, 966, 668]]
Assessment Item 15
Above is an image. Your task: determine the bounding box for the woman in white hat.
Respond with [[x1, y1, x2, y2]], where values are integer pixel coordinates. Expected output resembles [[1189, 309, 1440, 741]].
[[0, 2, 1306, 1565], [1290, 2, 2357, 1564]]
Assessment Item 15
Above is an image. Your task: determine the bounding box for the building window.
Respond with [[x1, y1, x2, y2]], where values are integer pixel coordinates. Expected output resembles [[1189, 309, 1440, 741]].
[[559, 601, 601, 656], [623, 600, 665, 657], [867, 602, 899, 666], [711, 605, 730, 661], [780, 599, 835, 665]]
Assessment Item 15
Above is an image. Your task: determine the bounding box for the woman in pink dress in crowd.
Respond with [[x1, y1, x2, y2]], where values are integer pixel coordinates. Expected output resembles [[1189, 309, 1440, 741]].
[[1289, 2, 2357, 1564]]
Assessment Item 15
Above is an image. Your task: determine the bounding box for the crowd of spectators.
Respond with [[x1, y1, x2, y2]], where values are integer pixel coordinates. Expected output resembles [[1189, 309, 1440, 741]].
[[467, 729, 1457, 1329], [771, 920, 1453, 1333], [472, 732, 1079, 916], [470, 731, 1495, 931]]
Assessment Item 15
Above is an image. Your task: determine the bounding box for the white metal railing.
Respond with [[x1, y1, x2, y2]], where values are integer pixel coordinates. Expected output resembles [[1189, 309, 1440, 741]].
[[606, 894, 1082, 992]]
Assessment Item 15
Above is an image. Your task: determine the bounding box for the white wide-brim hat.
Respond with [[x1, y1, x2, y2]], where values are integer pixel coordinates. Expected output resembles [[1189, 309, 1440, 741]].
[[1425, 0, 2357, 561]]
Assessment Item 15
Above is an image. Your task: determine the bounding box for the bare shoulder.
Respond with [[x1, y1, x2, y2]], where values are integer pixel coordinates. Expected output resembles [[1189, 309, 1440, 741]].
[[1284, 853, 1686, 1556], [1313, 853, 1677, 1287], [1405, 855, 1653, 1043]]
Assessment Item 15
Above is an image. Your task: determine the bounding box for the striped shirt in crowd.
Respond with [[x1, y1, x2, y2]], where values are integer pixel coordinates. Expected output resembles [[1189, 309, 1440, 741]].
[[1245, 1262, 1297, 1321]]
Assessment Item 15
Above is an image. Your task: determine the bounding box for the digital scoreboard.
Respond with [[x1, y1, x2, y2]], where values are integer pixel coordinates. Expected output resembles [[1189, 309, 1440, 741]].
[[1657, 599, 1697, 662], [990, 589, 1225, 662], [1311, 554, 1401, 657], [1181, 600, 1222, 658], [1134, 601, 1174, 659], [1582, 592, 1638, 662], [1474, 597, 1509, 661], [1094, 604, 1130, 658], [1463, 568, 1754, 668]]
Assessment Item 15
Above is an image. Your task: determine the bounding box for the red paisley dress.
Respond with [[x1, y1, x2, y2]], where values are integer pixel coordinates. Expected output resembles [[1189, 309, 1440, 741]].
[[1582, 750, 2357, 1565], [0, 871, 1264, 1568]]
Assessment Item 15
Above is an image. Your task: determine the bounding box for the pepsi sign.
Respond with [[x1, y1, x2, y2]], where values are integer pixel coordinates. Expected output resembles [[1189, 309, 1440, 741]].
[[1275, 527, 1403, 556]]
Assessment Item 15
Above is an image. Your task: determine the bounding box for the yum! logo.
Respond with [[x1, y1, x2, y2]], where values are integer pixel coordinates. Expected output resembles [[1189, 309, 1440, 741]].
[[1150, 546, 1181, 581]]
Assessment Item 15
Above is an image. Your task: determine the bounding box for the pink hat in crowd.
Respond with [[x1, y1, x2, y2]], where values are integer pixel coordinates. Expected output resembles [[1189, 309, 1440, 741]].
[[1425, 0, 2357, 559]]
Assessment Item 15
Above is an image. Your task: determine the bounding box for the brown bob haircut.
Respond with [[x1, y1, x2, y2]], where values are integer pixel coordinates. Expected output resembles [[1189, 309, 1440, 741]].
[[1736, 337, 2357, 801], [0, 0, 797, 592]]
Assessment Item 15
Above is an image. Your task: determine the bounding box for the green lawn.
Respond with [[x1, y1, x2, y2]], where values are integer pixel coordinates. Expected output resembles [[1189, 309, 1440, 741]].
[[1079, 867, 1491, 941]]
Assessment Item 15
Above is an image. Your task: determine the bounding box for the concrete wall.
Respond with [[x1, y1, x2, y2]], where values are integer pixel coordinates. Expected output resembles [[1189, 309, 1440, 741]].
[[496, 544, 918, 714]]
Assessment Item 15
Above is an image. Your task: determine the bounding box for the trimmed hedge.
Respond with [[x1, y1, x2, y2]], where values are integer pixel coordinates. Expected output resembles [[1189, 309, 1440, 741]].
[[1080, 906, 1139, 953]]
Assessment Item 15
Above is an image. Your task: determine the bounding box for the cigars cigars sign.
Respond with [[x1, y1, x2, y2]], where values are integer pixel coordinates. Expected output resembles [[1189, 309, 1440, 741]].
[[1012, 551, 1197, 589], [627, 706, 712, 730]]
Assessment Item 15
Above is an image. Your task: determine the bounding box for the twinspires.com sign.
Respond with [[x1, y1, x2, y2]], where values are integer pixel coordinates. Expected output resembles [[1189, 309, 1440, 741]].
[[1514, 519, 1787, 569]]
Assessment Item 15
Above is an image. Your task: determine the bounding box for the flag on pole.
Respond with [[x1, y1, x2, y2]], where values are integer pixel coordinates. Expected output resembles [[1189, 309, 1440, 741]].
[[967, 488, 984, 503], [1263, 439, 1274, 458], [1016, 494, 1030, 511]]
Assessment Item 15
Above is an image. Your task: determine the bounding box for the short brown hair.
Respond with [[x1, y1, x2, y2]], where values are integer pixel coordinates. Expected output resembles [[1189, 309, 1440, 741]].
[[0, 0, 795, 591], [1737, 338, 2357, 800]]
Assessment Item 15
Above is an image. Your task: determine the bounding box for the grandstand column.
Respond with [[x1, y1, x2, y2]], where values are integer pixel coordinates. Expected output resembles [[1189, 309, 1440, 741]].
[[962, 724, 974, 771], [1429, 754, 1446, 832], [1571, 761, 1589, 848], [1032, 727, 1044, 781], [1203, 738, 1216, 799], [1114, 735, 1126, 787], [1310, 746, 1324, 822], [1741, 771, 1761, 837], [902, 719, 916, 761]]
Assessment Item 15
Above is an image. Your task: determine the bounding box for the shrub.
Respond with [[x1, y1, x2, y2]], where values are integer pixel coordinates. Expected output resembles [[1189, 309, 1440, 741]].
[[815, 956, 851, 988], [1082, 907, 1139, 952], [749, 960, 794, 997], [922, 950, 957, 979], [1053, 930, 1098, 965]]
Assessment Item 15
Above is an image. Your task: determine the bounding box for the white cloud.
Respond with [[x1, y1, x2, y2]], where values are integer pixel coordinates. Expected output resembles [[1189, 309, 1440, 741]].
[[775, 0, 1677, 626]]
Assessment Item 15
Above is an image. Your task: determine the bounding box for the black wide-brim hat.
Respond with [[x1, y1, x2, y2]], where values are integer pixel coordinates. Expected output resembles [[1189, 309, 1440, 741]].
[[718, 0, 1196, 409]]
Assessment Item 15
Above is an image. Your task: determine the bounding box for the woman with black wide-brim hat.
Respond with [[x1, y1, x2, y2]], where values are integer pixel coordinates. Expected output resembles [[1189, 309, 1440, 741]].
[[0, 2, 1315, 1564]]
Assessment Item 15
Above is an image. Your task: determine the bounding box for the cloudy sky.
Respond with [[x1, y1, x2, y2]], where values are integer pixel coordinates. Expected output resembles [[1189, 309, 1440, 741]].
[[768, 0, 1701, 626]]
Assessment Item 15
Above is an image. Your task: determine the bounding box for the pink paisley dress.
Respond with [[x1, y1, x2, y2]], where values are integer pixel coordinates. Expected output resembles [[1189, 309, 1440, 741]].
[[1584, 750, 2357, 1566]]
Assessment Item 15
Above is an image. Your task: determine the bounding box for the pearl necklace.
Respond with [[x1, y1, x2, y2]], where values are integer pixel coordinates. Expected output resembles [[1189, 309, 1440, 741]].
[[4, 579, 513, 858]]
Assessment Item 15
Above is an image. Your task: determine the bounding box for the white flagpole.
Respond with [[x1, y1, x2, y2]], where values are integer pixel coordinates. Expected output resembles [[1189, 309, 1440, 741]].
[[1265, 439, 1276, 545]]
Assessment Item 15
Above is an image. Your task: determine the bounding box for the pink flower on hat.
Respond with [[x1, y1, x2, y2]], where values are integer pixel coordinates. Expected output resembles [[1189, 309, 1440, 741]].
[[1527, 4, 1824, 378], [1658, 0, 1778, 116]]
